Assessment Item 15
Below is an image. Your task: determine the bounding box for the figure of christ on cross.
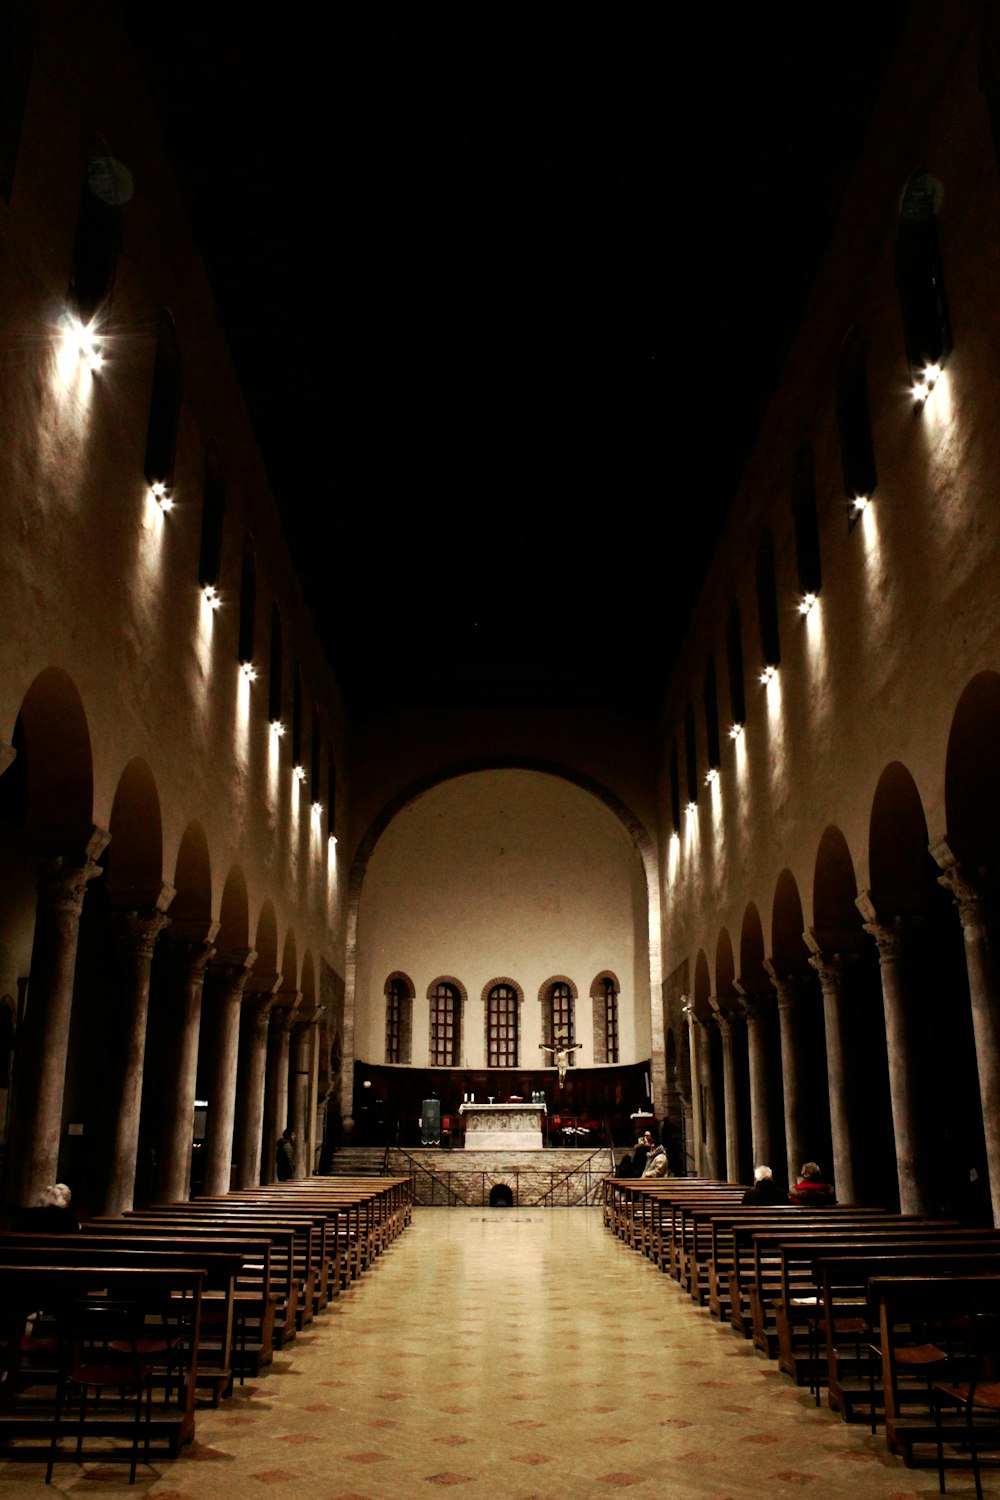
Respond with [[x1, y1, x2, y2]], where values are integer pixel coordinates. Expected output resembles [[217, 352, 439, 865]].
[[539, 1038, 582, 1086]]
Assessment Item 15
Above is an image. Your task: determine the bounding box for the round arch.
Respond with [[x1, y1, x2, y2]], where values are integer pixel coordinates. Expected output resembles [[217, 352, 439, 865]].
[[171, 821, 212, 925], [16, 667, 94, 853], [945, 672, 1000, 871], [869, 761, 931, 917], [341, 755, 662, 1122], [107, 757, 164, 904], [813, 825, 863, 945]]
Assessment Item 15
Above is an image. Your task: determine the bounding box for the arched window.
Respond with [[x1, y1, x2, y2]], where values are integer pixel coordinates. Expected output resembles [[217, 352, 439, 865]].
[[268, 606, 283, 726], [591, 975, 619, 1065], [486, 984, 518, 1068], [895, 169, 952, 378], [726, 603, 746, 730], [327, 758, 337, 839], [70, 148, 130, 322], [310, 708, 321, 803], [292, 665, 304, 766], [429, 981, 461, 1067], [544, 981, 575, 1053], [199, 443, 225, 592], [755, 530, 781, 671], [238, 541, 256, 668], [0, 1, 36, 202], [791, 443, 822, 599], [143, 311, 182, 489], [684, 703, 697, 807], [837, 325, 877, 522], [668, 740, 681, 835], [384, 976, 412, 1064], [703, 658, 721, 774]]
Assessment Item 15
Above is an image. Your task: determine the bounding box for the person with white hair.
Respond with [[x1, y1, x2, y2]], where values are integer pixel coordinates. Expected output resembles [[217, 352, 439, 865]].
[[741, 1165, 786, 1205], [13, 1183, 79, 1232]]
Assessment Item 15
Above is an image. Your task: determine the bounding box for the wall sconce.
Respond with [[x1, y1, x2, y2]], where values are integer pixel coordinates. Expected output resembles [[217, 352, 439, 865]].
[[850, 495, 869, 515], [240, 661, 257, 682], [271, 719, 286, 737], [293, 764, 306, 783], [759, 664, 777, 685], [311, 801, 323, 817], [704, 767, 719, 786], [797, 592, 817, 616], [149, 480, 173, 511], [62, 312, 103, 372], [202, 584, 221, 610], [328, 832, 338, 847], [728, 722, 744, 740], [685, 799, 697, 815], [912, 362, 941, 407]]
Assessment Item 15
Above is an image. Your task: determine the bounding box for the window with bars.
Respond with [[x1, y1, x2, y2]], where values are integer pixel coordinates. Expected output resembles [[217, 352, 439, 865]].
[[487, 984, 518, 1068], [603, 978, 620, 1064], [546, 982, 575, 1054], [385, 977, 411, 1064], [429, 982, 459, 1067]]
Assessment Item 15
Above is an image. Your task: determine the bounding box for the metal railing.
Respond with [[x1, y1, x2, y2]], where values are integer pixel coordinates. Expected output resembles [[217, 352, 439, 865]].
[[389, 1146, 613, 1208]]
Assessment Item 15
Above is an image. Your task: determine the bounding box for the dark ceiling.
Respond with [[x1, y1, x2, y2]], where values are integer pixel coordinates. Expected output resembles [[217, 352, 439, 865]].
[[123, 3, 905, 722]]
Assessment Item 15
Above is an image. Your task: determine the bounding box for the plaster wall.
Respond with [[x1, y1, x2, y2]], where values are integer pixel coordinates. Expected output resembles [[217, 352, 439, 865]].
[[656, 2, 1000, 994], [353, 769, 651, 1068], [0, 3, 349, 999]]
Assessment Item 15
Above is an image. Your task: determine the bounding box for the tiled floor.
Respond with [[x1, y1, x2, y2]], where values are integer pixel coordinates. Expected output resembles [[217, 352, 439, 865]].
[[3, 1207, 995, 1497]]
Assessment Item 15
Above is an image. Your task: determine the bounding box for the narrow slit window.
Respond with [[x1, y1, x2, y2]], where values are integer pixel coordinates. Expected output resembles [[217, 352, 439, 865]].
[[726, 603, 746, 728], [792, 443, 822, 598], [144, 311, 182, 489], [755, 530, 781, 670], [268, 606, 283, 725], [199, 444, 225, 590], [703, 658, 721, 771], [837, 325, 877, 522], [237, 541, 256, 667]]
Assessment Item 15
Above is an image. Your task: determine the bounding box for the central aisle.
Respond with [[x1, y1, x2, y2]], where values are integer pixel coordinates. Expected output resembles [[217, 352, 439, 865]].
[[9, 1207, 984, 1498]]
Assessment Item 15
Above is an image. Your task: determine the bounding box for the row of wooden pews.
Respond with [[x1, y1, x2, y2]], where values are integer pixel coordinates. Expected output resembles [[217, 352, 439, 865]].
[[0, 1174, 412, 1479], [604, 1175, 1000, 1480]]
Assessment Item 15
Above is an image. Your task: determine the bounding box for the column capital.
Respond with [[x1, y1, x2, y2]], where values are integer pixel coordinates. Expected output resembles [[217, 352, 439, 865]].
[[244, 970, 283, 1002], [117, 907, 171, 960], [763, 958, 809, 1010], [270, 989, 303, 1034], [37, 828, 111, 915], [208, 947, 258, 999], [708, 995, 741, 1037], [857, 889, 915, 958], [733, 979, 771, 1020], [931, 839, 990, 934]]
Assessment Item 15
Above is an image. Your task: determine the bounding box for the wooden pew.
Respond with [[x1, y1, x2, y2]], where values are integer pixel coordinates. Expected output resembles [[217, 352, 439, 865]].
[[0, 1263, 203, 1467], [869, 1274, 1000, 1463], [0, 1233, 247, 1405]]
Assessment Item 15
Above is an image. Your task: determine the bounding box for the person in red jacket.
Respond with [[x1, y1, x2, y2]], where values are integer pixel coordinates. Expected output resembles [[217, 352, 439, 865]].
[[789, 1161, 836, 1205]]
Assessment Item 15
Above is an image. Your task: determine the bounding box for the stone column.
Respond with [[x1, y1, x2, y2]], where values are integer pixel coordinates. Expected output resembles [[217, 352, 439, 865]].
[[856, 891, 931, 1215], [709, 997, 741, 1182], [201, 949, 256, 1197], [234, 974, 281, 1189], [682, 999, 704, 1175], [763, 960, 808, 1187], [155, 923, 218, 1203], [933, 841, 1000, 1225], [804, 932, 859, 1206], [12, 828, 110, 1207], [734, 982, 774, 1174], [103, 892, 174, 1216], [290, 1018, 314, 1177], [262, 994, 300, 1183]]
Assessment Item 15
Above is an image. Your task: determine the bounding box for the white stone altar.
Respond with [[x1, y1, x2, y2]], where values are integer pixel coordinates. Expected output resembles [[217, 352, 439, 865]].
[[458, 1102, 546, 1150]]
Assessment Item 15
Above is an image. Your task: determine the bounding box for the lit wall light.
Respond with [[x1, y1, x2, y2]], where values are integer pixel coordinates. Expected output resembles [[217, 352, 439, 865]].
[[728, 722, 744, 741], [798, 592, 817, 616], [912, 362, 941, 407], [685, 799, 697, 816], [851, 495, 870, 515], [294, 764, 306, 783], [312, 801, 323, 817], [202, 584, 221, 610], [271, 719, 285, 737], [759, 664, 777, 685], [240, 661, 257, 682], [704, 767, 719, 786], [328, 832, 338, 847], [149, 480, 173, 511], [61, 312, 103, 372]]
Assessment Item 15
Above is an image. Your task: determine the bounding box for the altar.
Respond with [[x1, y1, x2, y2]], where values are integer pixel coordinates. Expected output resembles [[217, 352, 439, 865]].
[[458, 1101, 546, 1150]]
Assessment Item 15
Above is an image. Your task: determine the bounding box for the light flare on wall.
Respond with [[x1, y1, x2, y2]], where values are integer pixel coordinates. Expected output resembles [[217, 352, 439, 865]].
[[704, 767, 719, 786], [728, 722, 743, 741], [149, 480, 172, 511], [797, 592, 817, 616], [271, 719, 285, 737], [758, 663, 778, 685], [293, 764, 306, 783], [240, 660, 257, 682], [59, 312, 103, 374], [234, 664, 252, 771], [667, 830, 681, 881], [202, 584, 221, 611]]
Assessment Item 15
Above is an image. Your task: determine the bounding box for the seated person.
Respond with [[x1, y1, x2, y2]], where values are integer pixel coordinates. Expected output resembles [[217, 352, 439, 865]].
[[741, 1165, 785, 1205], [789, 1160, 836, 1205], [641, 1139, 669, 1177]]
